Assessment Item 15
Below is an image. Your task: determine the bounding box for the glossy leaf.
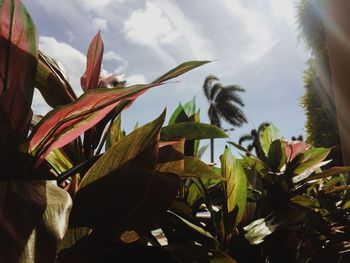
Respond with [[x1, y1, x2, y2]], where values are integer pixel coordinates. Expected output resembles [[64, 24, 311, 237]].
[[161, 122, 228, 141], [259, 123, 283, 157], [285, 140, 308, 162], [0, 181, 72, 262], [105, 114, 124, 149], [35, 50, 76, 107], [184, 156, 224, 180], [30, 60, 209, 166], [267, 140, 286, 172], [220, 147, 247, 227], [157, 139, 185, 176], [81, 31, 103, 91], [294, 147, 331, 175], [0, 0, 38, 138], [301, 166, 350, 183]]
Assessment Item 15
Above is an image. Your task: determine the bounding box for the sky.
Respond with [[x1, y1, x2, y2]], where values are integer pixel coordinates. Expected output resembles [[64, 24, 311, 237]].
[[23, 0, 310, 163]]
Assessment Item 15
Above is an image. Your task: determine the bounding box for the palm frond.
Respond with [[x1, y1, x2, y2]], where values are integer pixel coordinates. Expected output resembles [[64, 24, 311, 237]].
[[216, 102, 247, 127], [210, 83, 223, 101], [203, 75, 219, 100], [217, 88, 244, 107], [239, 134, 254, 145]]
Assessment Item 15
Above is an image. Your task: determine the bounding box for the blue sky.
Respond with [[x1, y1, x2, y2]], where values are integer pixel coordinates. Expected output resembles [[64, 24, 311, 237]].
[[23, 0, 310, 163]]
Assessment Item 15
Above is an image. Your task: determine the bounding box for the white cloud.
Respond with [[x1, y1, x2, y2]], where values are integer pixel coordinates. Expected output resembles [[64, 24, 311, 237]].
[[92, 17, 108, 31], [126, 74, 147, 85], [123, 2, 179, 46], [222, 0, 279, 62], [32, 89, 52, 116], [76, 0, 113, 11], [39, 36, 86, 97], [104, 51, 128, 73]]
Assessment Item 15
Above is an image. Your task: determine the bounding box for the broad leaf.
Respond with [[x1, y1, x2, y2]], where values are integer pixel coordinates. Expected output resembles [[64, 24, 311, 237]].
[[81, 31, 103, 91], [0, 0, 38, 138], [35, 50, 77, 107], [294, 147, 331, 175], [30, 60, 209, 166], [0, 181, 72, 263], [220, 147, 247, 227], [258, 123, 283, 157], [157, 139, 185, 176], [184, 156, 223, 180], [105, 114, 124, 149], [301, 166, 350, 183], [161, 122, 228, 141], [267, 140, 286, 172]]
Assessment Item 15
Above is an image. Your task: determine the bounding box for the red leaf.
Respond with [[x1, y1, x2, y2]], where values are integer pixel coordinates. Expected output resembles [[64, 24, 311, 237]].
[[285, 140, 309, 162], [0, 0, 38, 138], [29, 84, 158, 167], [81, 31, 103, 91]]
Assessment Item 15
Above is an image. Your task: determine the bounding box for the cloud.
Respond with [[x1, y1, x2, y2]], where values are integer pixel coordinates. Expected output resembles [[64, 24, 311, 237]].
[[92, 17, 108, 31], [126, 74, 147, 85], [39, 36, 86, 96], [32, 89, 52, 116], [123, 2, 179, 46], [104, 51, 128, 73], [76, 0, 113, 11], [222, 0, 279, 62]]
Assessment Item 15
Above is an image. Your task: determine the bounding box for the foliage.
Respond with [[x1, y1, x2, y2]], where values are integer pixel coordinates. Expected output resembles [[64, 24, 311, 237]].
[[297, 0, 342, 166]]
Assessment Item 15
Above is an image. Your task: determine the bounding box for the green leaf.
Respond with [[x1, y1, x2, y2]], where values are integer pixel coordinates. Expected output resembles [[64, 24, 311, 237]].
[[184, 156, 224, 181], [294, 147, 331, 175], [258, 123, 283, 157], [152, 60, 210, 84], [161, 122, 228, 141], [157, 139, 185, 176], [301, 166, 350, 183], [196, 144, 209, 159], [67, 111, 179, 246], [267, 140, 286, 172], [291, 195, 320, 208], [105, 114, 124, 149], [220, 147, 248, 227]]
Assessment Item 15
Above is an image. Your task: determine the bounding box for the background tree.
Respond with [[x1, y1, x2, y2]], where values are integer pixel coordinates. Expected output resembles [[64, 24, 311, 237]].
[[203, 75, 247, 162], [239, 122, 270, 159], [297, 0, 342, 165]]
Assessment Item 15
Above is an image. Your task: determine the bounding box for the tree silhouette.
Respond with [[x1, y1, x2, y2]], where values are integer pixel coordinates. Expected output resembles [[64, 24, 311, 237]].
[[203, 75, 247, 162]]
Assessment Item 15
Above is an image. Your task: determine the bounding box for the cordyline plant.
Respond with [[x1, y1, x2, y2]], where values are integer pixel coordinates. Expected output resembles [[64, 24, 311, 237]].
[[0, 0, 240, 262]]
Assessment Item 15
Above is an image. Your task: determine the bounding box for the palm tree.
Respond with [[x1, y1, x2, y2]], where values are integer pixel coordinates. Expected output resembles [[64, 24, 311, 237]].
[[203, 75, 247, 162], [239, 122, 270, 159]]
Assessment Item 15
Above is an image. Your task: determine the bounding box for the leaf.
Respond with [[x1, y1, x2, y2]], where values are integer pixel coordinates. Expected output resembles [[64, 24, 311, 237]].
[[220, 147, 247, 227], [284, 140, 308, 162], [0, 181, 72, 262], [166, 211, 218, 248], [46, 148, 73, 174], [267, 140, 286, 172], [35, 50, 77, 108], [157, 139, 185, 176], [301, 166, 350, 183], [81, 31, 103, 91], [291, 195, 320, 208], [294, 147, 331, 175], [30, 60, 209, 167], [0, 0, 38, 138], [105, 114, 124, 149], [258, 123, 283, 157], [168, 103, 190, 125], [66, 112, 179, 246], [152, 60, 210, 84], [161, 122, 228, 141], [196, 144, 209, 159], [184, 156, 224, 181]]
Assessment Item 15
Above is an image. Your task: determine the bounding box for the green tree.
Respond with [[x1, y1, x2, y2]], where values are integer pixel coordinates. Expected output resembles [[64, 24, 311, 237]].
[[203, 75, 247, 162], [297, 0, 342, 165]]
